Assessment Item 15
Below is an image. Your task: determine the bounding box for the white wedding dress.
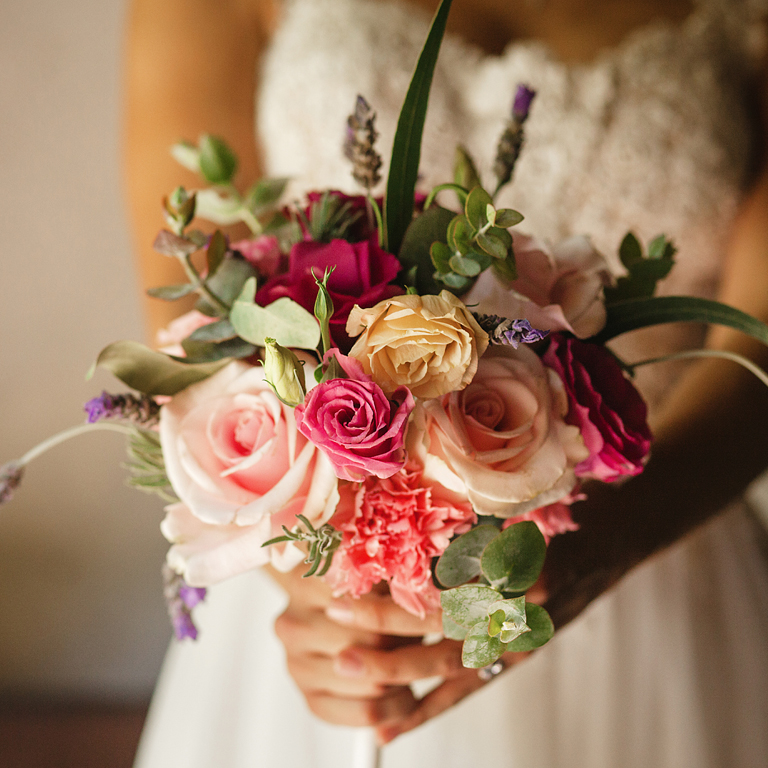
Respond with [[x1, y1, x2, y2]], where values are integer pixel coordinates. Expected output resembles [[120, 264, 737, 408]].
[[134, 1, 768, 766]]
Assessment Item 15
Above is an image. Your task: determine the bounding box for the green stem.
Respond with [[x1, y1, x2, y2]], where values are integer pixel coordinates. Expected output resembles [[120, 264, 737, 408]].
[[181, 254, 230, 313], [367, 195, 385, 248], [20, 422, 136, 467], [239, 207, 263, 236], [628, 348, 768, 388], [424, 183, 468, 211]]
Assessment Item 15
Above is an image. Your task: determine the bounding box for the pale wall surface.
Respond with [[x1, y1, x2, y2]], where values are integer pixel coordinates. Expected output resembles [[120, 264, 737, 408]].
[[0, 0, 171, 699]]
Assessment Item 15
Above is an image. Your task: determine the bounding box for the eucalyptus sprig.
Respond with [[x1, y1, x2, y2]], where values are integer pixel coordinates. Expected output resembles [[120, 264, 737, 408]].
[[262, 514, 343, 578]]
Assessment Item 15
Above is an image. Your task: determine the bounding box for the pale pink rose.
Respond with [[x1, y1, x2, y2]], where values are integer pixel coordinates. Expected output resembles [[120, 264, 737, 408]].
[[156, 310, 218, 357], [502, 495, 583, 544], [464, 233, 613, 338], [418, 346, 589, 518], [325, 464, 475, 618], [159, 360, 338, 583], [231, 235, 282, 278]]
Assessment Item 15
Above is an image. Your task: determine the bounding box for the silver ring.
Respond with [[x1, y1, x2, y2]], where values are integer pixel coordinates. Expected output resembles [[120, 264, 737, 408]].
[[477, 659, 506, 681]]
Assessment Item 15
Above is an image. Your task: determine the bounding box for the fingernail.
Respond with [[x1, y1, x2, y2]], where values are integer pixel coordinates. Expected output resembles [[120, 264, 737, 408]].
[[334, 651, 365, 677], [326, 603, 354, 625]]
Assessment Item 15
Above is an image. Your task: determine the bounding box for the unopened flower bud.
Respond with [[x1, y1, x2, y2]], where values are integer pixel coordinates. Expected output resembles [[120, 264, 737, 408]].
[[263, 339, 307, 407], [164, 186, 197, 234]]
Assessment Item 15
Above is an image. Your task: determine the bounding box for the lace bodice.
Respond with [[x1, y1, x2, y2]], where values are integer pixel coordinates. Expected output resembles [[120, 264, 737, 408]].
[[257, 0, 766, 406]]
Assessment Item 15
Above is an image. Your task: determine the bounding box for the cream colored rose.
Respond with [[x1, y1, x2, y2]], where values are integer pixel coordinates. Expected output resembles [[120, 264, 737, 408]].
[[346, 291, 489, 400]]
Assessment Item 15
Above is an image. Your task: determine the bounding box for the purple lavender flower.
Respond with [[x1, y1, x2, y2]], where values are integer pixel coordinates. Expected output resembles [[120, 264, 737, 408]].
[[474, 314, 549, 348], [84, 392, 160, 426], [162, 564, 206, 641], [512, 84, 536, 122], [0, 462, 24, 506]]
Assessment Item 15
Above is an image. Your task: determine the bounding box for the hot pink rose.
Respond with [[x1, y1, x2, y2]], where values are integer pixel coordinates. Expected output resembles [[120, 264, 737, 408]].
[[159, 361, 338, 583], [464, 233, 613, 338], [543, 334, 652, 482], [418, 346, 588, 518], [255, 235, 402, 352], [231, 235, 282, 278], [294, 352, 414, 482], [325, 464, 475, 617]]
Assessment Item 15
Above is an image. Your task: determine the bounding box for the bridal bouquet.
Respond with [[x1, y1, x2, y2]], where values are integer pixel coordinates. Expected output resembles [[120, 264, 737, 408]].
[[3, 0, 767, 671]]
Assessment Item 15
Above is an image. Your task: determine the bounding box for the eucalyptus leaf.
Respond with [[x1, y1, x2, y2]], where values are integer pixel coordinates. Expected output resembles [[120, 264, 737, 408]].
[[435, 524, 499, 587], [170, 141, 201, 174], [493, 208, 525, 228], [146, 283, 196, 301], [205, 256, 258, 307], [181, 337, 257, 363], [440, 584, 502, 628], [430, 241, 453, 272], [247, 177, 289, 214], [439, 271, 473, 291], [188, 318, 237, 342], [619, 232, 643, 267], [480, 521, 547, 593], [454, 145, 481, 191], [230, 278, 321, 350], [592, 296, 768, 346], [476, 230, 508, 259], [442, 613, 469, 641], [449, 253, 482, 277], [199, 134, 238, 185], [504, 604, 554, 651], [206, 230, 227, 278], [461, 620, 508, 668], [153, 230, 198, 257], [93, 341, 228, 396], [194, 188, 243, 226], [399, 205, 455, 294], [465, 186, 493, 230], [383, 0, 453, 254], [487, 597, 529, 643], [447, 215, 473, 254]]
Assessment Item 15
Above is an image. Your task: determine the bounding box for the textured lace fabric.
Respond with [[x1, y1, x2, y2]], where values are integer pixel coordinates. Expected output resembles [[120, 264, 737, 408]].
[[259, 0, 766, 406]]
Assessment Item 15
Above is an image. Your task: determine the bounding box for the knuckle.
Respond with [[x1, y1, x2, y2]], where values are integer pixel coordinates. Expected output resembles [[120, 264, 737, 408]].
[[273, 610, 297, 641]]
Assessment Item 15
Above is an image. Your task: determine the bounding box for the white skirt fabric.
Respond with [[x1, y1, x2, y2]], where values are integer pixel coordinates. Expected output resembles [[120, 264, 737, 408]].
[[134, 504, 768, 768]]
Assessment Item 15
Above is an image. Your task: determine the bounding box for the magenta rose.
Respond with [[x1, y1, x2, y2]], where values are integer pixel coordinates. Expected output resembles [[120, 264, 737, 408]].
[[255, 234, 402, 352], [294, 352, 415, 482], [325, 464, 476, 617], [543, 334, 652, 482]]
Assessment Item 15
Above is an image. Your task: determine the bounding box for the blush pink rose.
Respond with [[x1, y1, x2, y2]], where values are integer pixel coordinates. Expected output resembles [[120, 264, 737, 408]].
[[464, 233, 613, 338], [159, 360, 338, 584], [501, 491, 583, 544], [325, 464, 475, 617], [156, 310, 218, 357], [418, 346, 589, 518], [294, 352, 414, 482], [543, 334, 652, 482], [231, 235, 282, 278], [255, 235, 402, 352]]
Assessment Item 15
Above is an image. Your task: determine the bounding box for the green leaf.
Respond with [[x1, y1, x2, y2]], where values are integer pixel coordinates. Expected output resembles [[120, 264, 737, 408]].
[[480, 521, 547, 593], [230, 278, 321, 350], [447, 215, 473, 254], [492, 255, 518, 282], [198, 134, 238, 185], [487, 597, 529, 643], [619, 232, 643, 267], [592, 296, 768, 347], [493, 208, 525, 228], [399, 205, 455, 294], [206, 230, 227, 278], [504, 604, 554, 651], [170, 141, 201, 174], [461, 621, 507, 668], [188, 318, 236, 342], [153, 230, 198, 257], [181, 337, 257, 363], [146, 283, 196, 301], [438, 271, 473, 291], [246, 177, 289, 214], [430, 241, 453, 272], [435, 525, 499, 587], [454, 145, 481, 191], [442, 613, 469, 640], [204, 256, 258, 307], [440, 584, 502, 628], [449, 253, 482, 277], [93, 341, 228, 396], [465, 186, 493, 230], [476, 230, 508, 259], [383, 0, 453, 253]]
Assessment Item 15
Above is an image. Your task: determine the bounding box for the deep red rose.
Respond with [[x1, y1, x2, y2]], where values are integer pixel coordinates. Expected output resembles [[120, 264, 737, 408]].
[[543, 334, 652, 482], [255, 235, 402, 352]]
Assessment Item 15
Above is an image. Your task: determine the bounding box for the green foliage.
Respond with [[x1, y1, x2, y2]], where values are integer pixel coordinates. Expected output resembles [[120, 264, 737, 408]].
[[92, 341, 228, 396], [262, 514, 342, 578], [245, 177, 290, 215], [603, 233, 677, 304], [313, 268, 335, 356], [384, 0, 454, 254], [187, 318, 236, 342], [196, 257, 258, 314], [435, 524, 499, 587], [180, 337, 257, 364], [592, 295, 768, 347], [230, 278, 321, 350], [398, 205, 455, 295], [206, 230, 228, 278], [454, 145, 481, 191], [302, 192, 363, 243], [146, 283, 197, 301], [198, 135, 238, 185], [123, 427, 175, 502], [504, 604, 554, 651], [480, 521, 547, 593]]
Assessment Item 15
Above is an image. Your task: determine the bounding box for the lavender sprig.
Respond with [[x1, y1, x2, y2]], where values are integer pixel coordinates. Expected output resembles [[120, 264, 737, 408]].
[[163, 564, 206, 641], [84, 391, 160, 426], [343, 95, 383, 191], [0, 462, 24, 505], [474, 314, 549, 348], [493, 84, 536, 196]]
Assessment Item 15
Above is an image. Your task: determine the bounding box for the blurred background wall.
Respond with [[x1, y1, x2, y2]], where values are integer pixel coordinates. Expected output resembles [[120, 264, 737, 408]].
[[0, 0, 171, 701]]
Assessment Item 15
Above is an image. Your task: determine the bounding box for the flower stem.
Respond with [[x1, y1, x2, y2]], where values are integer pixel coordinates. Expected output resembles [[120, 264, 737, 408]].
[[19, 422, 136, 467], [181, 254, 230, 313], [628, 348, 768, 388]]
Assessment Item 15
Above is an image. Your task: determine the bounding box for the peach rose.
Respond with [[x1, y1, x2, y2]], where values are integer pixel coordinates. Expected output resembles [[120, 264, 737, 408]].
[[159, 361, 338, 583], [346, 291, 489, 400], [417, 346, 588, 518], [464, 233, 613, 339]]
